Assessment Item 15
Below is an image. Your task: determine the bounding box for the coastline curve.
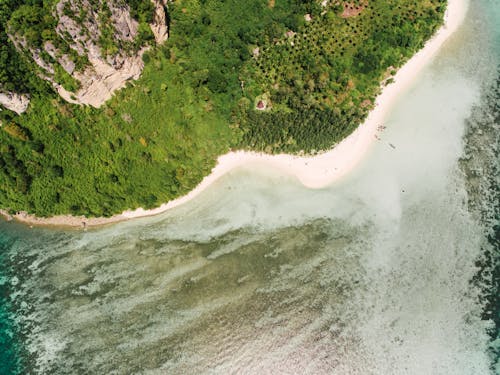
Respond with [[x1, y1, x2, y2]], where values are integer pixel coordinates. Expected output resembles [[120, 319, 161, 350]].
[[0, 0, 469, 229]]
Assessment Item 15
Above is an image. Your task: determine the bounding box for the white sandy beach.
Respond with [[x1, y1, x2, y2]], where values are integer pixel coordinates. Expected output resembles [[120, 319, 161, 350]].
[[2, 0, 468, 228]]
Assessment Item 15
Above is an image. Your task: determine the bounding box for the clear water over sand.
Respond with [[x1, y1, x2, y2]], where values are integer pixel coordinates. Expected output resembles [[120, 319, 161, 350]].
[[0, 0, 499, 373]]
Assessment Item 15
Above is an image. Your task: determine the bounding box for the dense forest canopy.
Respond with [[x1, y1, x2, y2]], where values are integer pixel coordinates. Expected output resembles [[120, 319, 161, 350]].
[[0, 0, 446, 217]]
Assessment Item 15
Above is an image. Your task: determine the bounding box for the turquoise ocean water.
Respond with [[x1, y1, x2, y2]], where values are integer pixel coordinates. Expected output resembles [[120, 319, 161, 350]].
[[0, 233, 22, 374], [0, 0, 499, 373]]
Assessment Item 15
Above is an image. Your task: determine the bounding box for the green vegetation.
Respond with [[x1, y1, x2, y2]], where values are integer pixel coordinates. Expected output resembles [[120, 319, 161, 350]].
[[237, 0, 445, 152], [0, 0, 49, 94], [1, 0, 155, 91], [0, 0, 446, 218]]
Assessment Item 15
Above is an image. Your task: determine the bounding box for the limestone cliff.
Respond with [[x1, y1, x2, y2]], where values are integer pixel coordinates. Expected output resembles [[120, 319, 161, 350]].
[[151, 0, 169, 45], [5, 0, 170, 111]]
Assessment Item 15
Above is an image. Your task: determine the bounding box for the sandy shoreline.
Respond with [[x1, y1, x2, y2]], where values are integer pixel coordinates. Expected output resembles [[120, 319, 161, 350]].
[[1, 0, 467, 229]]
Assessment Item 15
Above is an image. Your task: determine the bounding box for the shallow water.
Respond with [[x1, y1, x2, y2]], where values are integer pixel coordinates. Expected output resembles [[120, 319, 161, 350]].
[[1, 0, 499, 373]]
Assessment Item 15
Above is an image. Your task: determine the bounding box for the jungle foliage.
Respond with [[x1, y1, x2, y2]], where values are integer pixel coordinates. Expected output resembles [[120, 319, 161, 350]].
[[0, 0, 446, 217]]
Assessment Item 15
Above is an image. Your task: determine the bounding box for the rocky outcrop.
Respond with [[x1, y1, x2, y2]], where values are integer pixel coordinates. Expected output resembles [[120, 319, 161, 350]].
[[0, 91, 30, 114], [111, 3, 139, 41], [8, 0, 169, 109], [51, 0, 144, 107], [55, 54, 145, 107], [150, 0, 169, 45]]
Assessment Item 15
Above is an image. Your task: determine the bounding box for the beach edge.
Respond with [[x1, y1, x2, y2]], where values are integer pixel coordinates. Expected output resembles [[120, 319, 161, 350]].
[[0, 0, 468, 229]]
